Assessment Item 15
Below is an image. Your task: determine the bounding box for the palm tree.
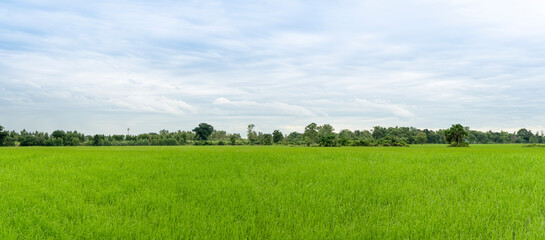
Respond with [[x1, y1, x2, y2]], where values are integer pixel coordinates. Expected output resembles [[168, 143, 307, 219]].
[[445, 124, 469, 146]]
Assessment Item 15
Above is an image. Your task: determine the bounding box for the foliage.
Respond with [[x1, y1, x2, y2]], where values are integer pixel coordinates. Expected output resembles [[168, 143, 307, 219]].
[[0, 125, 7, 146], [352, 139, 377, 146], [445, 124, 469, 147], [319, 135, 338, 147], [377, 136, 409, 147], [303, 123, 318, 146], [229, 133, 241, 145], [2, 122, 545, 147], [247, 124, 257, 145], [286, 132, 304, 145], [272, 130, 283, 144], [416, 132, 427, 145], [193, 123, 214, 141], [372, 126, 387, 140], [317, 124, 334, 138], [261, 134, 273, 145]]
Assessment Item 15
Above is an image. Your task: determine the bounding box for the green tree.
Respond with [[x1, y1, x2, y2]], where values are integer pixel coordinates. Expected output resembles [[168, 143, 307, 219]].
[[416, 132, 427, 145], [193, 123, 214, 141], [272, 130, 283, 144], [92, 134, 106, 146], [445, 124, 469, 147], [338, 129, 354, 146], [338, 129, 355, 140], [50, 130, 66, 146], [372, 126, 387, 140], [319, 135, 338, 147], [304, 123, 318, 146], [317, 124, 334, 137], [229, 133, 241, 145], [247, 124, 257, 144], [261, 134, 273, 145], [286, 132, 304, 145], [516, 128, 532, 143], [0, 125, 7, 146], [19, 135, 37, 146]]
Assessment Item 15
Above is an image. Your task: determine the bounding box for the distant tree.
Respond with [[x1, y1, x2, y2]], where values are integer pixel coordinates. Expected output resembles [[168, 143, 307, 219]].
[[516, 128, 533, 143], [92, 134, 106, 146], [319, 135, 338, 147], [210, 130, 228, 141], [354, 130, 373, 140], [159, 129, 170, 139], [338, 129, 355, 140], [193, 123, 214, 141], [51, 130, 64, 138], [337, 129, 353, 146], [112, 135, 125, 141], [229, 134, 240, 145], [372, 126, 387, 140], [19, 134, 37, 146], [304, 123, 318, 146], [416, 132, 427, 145], [247, 124, 257, 144], [0, 125, 7, 146], [529, 135, 539, 144], [286, 132, 304, 145], [317, 124, 334, 137], [445, 124, 469, 147], [272, 130, 284, 144], [261, 134, 273, 145]]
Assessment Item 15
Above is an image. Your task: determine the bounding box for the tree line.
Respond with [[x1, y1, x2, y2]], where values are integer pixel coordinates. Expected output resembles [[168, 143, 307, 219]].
[[0, 123, 542, 147]]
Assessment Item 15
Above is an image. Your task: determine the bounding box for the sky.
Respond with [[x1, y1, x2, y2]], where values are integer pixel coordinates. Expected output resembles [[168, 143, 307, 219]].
[[1, 0, 545, 135]]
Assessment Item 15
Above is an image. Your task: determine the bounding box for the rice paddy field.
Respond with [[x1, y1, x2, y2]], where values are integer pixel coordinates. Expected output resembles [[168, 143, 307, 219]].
[[1, 145, 545, 239]]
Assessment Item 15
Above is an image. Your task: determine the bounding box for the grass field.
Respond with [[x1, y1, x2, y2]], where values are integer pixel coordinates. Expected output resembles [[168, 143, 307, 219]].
[[1, 145, 545, 239]]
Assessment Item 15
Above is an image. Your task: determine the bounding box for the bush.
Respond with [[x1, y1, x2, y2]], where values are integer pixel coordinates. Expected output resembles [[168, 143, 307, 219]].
[[352, 139, 377, 146], [319, 135, 339, 147], [378, 136, 409, 147], [151, 138, 179, 146]]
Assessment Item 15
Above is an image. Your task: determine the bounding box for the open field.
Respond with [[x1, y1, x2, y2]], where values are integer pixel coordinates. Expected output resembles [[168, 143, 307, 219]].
[[1, 145, 545, 239]]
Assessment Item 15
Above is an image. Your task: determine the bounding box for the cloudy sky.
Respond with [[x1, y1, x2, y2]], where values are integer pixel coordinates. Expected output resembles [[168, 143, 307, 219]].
[[2, 0, 545, 135]]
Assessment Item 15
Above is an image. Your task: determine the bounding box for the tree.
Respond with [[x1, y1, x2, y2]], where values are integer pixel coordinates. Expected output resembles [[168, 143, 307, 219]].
[[92, 134, 105, 146], [416, 132, 427, 145], [261, 134, 273, 145], [317, 124, 334, 137], [0, 125, 7, 146], [338, 129, 354, 146], [338, 129, 355, 140], [286, 132, 304, 145], [247, 124, 257, 144], [229, 133, 241, 145], [51, 130, 66, 139], [319, 135, 338, 147], [210, 130, 228, 141], [304, 123, 318, 146], [272, 130, 283, 144], [193, 123, 214, 141], [445, 124, 469, 147], [516, 128, 533, 143], [372, 126, 387, 140]]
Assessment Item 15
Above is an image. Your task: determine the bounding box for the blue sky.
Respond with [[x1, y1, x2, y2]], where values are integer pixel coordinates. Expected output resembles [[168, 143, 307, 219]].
[[2, 0, 545, 135]]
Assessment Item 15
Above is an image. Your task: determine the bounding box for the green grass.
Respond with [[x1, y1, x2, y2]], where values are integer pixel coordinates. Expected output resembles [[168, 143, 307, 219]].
[[1, 145, 545, 239]]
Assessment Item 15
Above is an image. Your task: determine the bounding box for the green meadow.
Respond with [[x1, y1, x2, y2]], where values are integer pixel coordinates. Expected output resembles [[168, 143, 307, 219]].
[[1, 145, 545, 239]]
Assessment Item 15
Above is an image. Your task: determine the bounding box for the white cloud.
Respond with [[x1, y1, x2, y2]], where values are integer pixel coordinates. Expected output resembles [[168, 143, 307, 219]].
[[111, 96, 195, 115], [213, 97, 316, 117], [355, 99, 415, 119], [2, 0, 545, 133]]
